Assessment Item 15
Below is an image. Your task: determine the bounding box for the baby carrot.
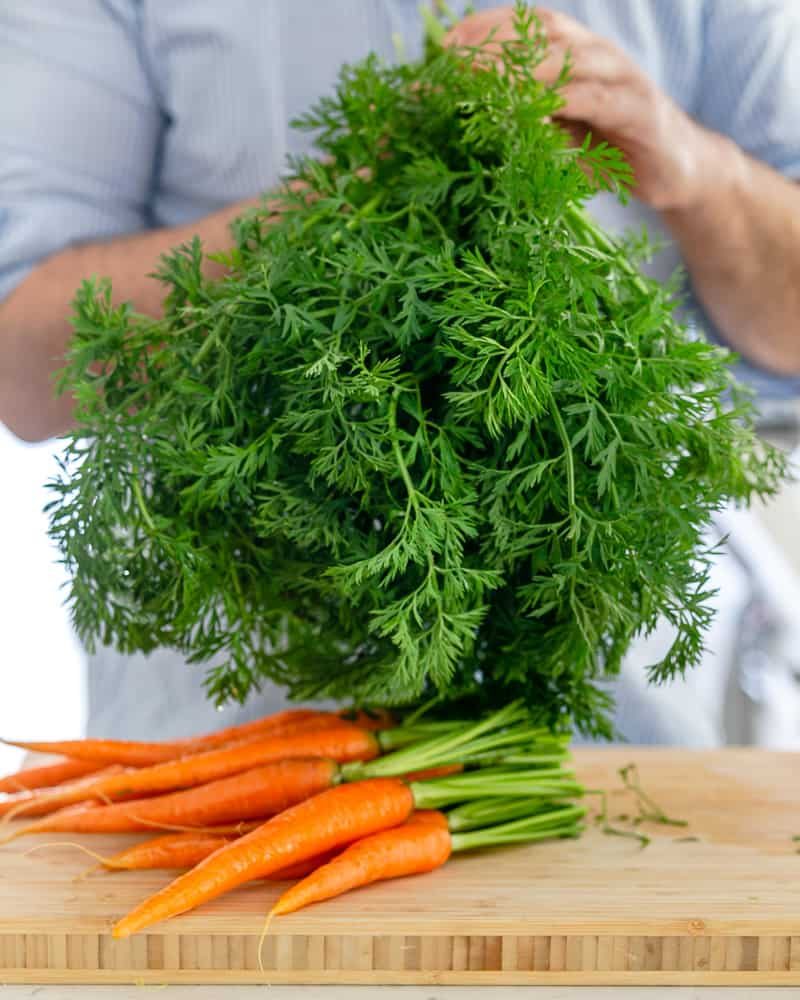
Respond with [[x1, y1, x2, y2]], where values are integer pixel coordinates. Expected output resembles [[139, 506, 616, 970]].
[[270, 811, 452, 916], [172, 708, 325, 751], [5, 712, 346, 767], [102, 832, 234, 871], [271, 803, 588, 916], [101, 832, 340, 878], [10, 759, 338, 836], [0, 758, 100, 794], [0, 765, 125, 820], [6, 724, 378, 816], [336, 708, 395, 731], [112, 778, 414, 937]]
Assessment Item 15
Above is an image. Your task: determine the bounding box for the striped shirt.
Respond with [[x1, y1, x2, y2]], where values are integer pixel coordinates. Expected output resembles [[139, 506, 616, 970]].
[[1, 0, 799, 738]]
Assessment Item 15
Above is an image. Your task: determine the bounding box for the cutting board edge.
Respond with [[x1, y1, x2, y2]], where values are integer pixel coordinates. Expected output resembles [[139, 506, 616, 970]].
[[2, 917, 798, 936], [2, 969, 800, 986]]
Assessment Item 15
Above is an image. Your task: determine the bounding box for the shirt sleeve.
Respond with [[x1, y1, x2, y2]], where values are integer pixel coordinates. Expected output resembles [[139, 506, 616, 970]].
[[688, 0, 800, 399], [698, 0, 800, 180], [0, 0, 163, 302]]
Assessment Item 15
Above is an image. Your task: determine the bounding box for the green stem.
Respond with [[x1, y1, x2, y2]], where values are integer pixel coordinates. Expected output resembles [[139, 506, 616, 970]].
[[450, 820, 584, 853], [376, 720, 465, 751], [549, 396, 579, 560], [447, 796, 567, 832], [340, 701, 527, 781], [563, 202, 649, 297], [480, 751, 570, 766], [131, 477, 156, 532], [549, 397, 576, 516], [450, 805, 587, 851], [410, 767, 584, 810]]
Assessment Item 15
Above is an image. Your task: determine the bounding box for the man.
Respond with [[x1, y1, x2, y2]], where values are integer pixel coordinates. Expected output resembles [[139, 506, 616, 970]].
[[2, 1, 799, 739]]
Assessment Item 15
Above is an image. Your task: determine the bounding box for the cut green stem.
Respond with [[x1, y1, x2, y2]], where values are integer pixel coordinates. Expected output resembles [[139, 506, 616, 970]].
[[450, 805, 587, 851], [341, 701, 530, 780]]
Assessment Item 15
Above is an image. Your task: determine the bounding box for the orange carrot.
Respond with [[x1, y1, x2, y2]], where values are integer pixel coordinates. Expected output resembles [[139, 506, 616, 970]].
[[5, 712, 346, 767], [11, 759, 338, 836], [268, 850, 342, 881], [270, 811, 452, 916], [6, 724, 378, 817], [0, 765, 125, 820], [403, 809, 450, 828], [100, 833, 339, 878], [102, 832, 234, 871], [0, 758, 100, 794], [173, 708, 324, 751], [113, 778, 413, 937], [337, 708, 395, 731], [399, 764, 463, 782]]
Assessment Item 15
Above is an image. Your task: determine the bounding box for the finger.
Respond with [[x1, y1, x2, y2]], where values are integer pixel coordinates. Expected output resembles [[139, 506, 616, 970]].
[[444, 6, 517, 48], [534, 38, 629, 87], [556, 79, 644, 133], [554, 119, 590, 149]]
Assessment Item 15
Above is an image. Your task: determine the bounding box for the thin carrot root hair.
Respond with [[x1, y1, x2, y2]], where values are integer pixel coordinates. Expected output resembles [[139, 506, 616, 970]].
[[0, 798, 39, 826], [22, 840, 113, 866], [257, 908, 277, 975], [0, 827, 25, 847], [127, 817, 263, 836]]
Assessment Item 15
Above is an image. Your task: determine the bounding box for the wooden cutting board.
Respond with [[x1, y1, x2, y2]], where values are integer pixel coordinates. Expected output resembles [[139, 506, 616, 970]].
[[0, 748, 798, 986]]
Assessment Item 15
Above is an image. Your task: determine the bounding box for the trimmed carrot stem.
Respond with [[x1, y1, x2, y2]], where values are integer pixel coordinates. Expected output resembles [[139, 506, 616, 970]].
[[112, 778, 414, 938]]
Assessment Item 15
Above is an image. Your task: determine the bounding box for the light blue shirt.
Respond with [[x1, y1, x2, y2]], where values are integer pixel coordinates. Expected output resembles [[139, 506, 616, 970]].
[[2, 0, 800, 398], [2, 0, 799, 738]]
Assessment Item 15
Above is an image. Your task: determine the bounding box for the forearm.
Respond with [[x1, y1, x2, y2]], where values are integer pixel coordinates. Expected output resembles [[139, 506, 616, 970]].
[[662, 128, 800, 376], [0, 200, 252, 443]]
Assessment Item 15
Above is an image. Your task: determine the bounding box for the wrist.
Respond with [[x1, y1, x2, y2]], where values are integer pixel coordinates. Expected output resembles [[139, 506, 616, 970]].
[[659, 114, 748, 219]]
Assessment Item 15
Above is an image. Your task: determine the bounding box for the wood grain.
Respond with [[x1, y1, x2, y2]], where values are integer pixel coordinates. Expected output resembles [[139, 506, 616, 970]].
[[0, 748, 797, 985]]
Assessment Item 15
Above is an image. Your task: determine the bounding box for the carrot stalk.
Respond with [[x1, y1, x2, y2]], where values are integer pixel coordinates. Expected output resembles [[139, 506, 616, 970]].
[[6, 759, 339, 837], [0, 758, 100, 794], [112, 778, 414, 938]]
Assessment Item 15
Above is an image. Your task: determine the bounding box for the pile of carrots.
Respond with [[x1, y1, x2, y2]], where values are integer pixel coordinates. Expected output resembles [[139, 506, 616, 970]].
[[0, 702, 585, 936]]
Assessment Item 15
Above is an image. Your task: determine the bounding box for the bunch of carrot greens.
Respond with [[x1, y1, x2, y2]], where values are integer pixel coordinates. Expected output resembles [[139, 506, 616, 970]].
[[45, 4, 784, 739]]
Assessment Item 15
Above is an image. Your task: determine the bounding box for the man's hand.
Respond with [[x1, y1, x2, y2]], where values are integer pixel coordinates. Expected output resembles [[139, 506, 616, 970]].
[[445, 6, 715, 212], [446, 5, 800, 377]]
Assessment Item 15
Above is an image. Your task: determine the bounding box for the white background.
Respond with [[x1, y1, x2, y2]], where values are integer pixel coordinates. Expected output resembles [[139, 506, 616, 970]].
[[0, 423, 85, 775]]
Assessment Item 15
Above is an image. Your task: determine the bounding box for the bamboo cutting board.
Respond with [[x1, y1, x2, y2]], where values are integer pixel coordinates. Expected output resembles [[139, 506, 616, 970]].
[[0, 748, 798, 986]]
